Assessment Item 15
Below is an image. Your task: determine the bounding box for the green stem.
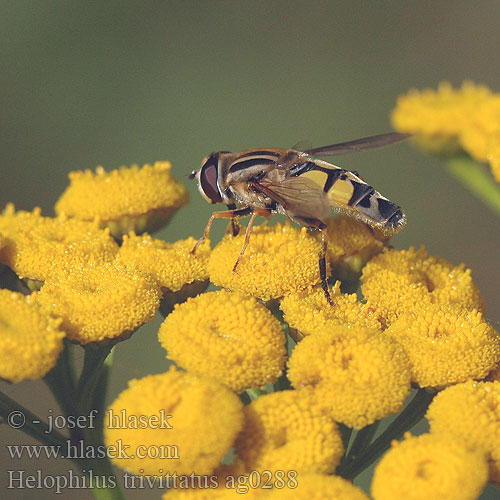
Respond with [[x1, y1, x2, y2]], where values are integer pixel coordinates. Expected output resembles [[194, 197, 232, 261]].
[[337, 389, 434, 480], [339, 423, 353, 452], [246, 387, 266, 400], [445, 156, 500, 218], [0, 390, 68, 448], [346, 420, 380, 461]]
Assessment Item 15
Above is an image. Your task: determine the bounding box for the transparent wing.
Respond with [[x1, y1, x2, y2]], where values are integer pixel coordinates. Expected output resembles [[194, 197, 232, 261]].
[[303, 132, 412, 156], [256, 175, 330, 219]]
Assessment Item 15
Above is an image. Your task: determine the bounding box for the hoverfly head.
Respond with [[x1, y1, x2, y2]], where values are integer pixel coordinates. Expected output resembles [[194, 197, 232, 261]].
[[197, 152, 223, 204]]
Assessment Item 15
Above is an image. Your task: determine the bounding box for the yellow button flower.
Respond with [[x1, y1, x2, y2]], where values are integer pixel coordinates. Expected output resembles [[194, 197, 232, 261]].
[[326, 216, 385, 279], [391, 81, 492, 154], [0, 289, 65, 382], [117, 233, 210, 314], [280, 281, 382, 341], [207, 222, 329, 302], [489, 138, 500, 183], [36, 263, 160, 345], [426, 380, 500, 482], [105, 367, 244, 476], [235, 389, 343, 474], [0, 203, 43, 235], [388, 304, 500, 388], [0, 213, 118, 286], [288, 327, 411, 429], [159, 290, 286, 393], [361, 246, 484, 326], [371, 432, 488, 500], [55, 162, 189, 238]]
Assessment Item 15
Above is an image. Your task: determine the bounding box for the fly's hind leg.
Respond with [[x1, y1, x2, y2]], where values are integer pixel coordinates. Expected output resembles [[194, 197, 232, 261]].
[[290, 215, 333, 307], [232, 208, 273, 272], [191, 207, 253, 255]]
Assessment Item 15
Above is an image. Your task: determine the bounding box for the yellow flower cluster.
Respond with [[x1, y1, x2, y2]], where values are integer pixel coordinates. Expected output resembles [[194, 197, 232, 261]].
[[371, 432, 488, 500], [287, 327, 411, 428], [280, 281, 382, 340], [159, 290, 286, 393], [361, 246, 484, 326], [426, 380, 500, 482], [392, 81, 500, 181], [105, 367, 243, 476], [208, 222, 329, 302], [36, 263, 160, 345], [234, 390, 343, 473], [388, 304, 500, 388], [55, 162, 189, 237], [0, 289, 65, 382]]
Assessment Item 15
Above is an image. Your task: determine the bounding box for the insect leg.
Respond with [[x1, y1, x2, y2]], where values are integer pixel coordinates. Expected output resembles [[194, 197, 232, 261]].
[[225, 203, 240, 236], [191, 207, 253, 254], [232, 208, 272, 272]]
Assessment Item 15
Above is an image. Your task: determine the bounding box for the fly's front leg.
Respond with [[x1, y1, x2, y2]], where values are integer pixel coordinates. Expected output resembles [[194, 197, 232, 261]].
[[232, 208, 272, 273], [191, 207, 253, 254], [224, 204, 240, 237]]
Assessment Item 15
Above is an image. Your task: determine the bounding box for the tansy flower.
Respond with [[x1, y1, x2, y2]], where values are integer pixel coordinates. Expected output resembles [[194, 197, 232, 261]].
[[287, 326, 411, 429], [105, 367, 244, 476], [280, 281, 382, 341], [489, 139, 500, 183], [391, 81, 492, 154], [0, 203, 43, 235], [116, 233, 210, 315], [387, 304, 500, 388], [426, 380, 500, 482], [361, 246, 484, 326], [207, 222, 329, 302], [36, 263, 160, 345], [0, 214, 118, 288], [371, 432, 488, 500], [326, 216, 385, 279], [55, 162, 189, 238], [0, 289, 65, 382], [234, 390, 343, 474], [159, 290, 286, 393]]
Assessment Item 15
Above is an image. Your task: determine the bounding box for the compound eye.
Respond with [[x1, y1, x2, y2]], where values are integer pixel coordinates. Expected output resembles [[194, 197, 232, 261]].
[[200, 155, 222, 203]]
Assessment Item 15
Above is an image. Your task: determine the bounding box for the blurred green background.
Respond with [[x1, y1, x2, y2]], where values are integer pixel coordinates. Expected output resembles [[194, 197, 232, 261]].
[[1, 1, 499, 498]]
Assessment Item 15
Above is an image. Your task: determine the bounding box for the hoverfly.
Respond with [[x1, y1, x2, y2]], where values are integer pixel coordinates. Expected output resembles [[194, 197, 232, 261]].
[[190, 132, 410, 305]]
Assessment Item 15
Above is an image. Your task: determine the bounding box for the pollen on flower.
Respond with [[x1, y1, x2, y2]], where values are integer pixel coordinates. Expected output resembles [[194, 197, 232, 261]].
[[288, 326, 411, 429], [280, 281, 382, 341], [208, 222, 329, 302], [326, 216, 385, 278], [0, 212, 118, 284], [159, 290, 286, 393], [387, 304, 500, 388], [117, 233, 210, 293], [371, 432, 488, 500], [105, 367, 244, 476], [361, 246, 484, 326], [0, 290, 65, 382], [426, 380, 500, 482], [55, 162, 189, 237], [391, 81, 492, 154], [234, 390, 343, 474], [36, 263, 161, 345]]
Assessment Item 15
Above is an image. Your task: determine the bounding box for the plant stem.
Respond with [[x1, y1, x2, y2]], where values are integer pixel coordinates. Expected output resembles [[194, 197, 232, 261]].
[[337, 389, 434, 480], [246, 387, 266, 400], [445, 156, 500, 218], [346, 421, 380, 461], [339, 423, 353, 452]]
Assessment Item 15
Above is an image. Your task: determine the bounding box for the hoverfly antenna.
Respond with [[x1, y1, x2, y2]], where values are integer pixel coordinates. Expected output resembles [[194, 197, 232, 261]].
[[188, 170, 197, 180]]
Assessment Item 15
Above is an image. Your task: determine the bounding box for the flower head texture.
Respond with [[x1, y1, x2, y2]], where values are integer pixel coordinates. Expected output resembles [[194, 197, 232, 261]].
[[234, 390, 343, 474], [159, 290, 286, 393], [0, 290, 65, 382], [208, 222, 328, 302], [426, 380, 500, 481], [280, 281, 382, 340], [288, 327, 411, 428], [117, 233, 211, 292], [388, 304, 500, 388], [105, 367, 244, 476], [0, 213, 118, 283], [55, 162, 189, 237], [36, 263, 160, 345], [371, 432, 488, 500], [361, 246, 484, 326]]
